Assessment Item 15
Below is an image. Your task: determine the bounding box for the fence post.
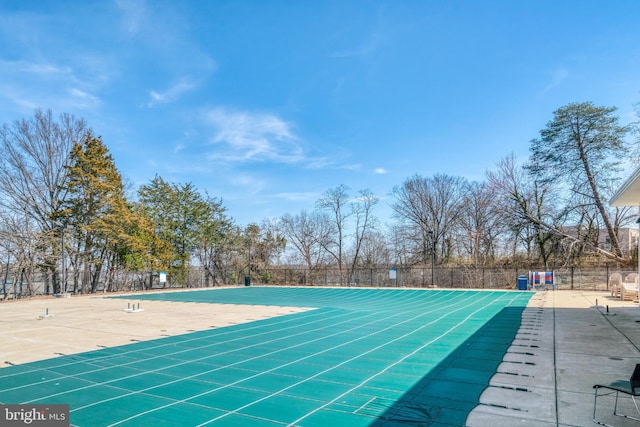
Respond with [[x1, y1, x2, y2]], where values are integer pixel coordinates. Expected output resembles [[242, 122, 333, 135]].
[[570, 266, 574, 290]]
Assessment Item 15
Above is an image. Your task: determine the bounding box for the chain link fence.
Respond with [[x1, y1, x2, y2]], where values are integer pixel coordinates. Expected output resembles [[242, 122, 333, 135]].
[[234, 265, 632, 292], [1, 265, 635, 299]]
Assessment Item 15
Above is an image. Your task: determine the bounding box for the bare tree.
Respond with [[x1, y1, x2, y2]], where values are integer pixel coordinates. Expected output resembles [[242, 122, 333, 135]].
[[387, 224, 414, 266], [0, 110, 89, 293], [391, 174, 467, 265], [316, 185, 351, 285], [279, 210, 331, 279], [347, 189, 379, 283], [487, 153, 627, 266], [487, 154, 560, 266], [0, 208, 43, 298], [457, 181, 505, 266], [358, 229, 392, 267]]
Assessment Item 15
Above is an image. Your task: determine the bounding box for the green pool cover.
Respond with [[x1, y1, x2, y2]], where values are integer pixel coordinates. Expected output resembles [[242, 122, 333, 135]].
[[0, 287, 532, 426]]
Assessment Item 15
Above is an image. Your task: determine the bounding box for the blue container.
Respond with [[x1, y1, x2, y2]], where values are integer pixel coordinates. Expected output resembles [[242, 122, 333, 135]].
[[517, 275, 528, 290]]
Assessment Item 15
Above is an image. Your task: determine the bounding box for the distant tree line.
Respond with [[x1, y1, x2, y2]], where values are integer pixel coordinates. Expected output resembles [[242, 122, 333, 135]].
[[0, 103, 638, 295]]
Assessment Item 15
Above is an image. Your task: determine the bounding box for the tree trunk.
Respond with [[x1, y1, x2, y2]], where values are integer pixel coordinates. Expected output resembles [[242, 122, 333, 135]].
[[575, 126, 623, 257]]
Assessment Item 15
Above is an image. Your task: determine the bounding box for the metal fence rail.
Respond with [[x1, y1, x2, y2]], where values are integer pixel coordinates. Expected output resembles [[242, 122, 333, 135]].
[[1, 265, 636, 298], [244, 266, 632, 291]]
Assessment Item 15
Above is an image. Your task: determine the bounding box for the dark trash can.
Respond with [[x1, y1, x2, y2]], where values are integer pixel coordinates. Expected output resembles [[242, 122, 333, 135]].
[[244, 276, 251, 286], [517, 275, 528, 290]]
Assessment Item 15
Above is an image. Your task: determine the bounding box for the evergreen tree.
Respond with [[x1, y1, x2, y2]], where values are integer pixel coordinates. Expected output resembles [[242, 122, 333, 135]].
[[138, 176, 215, 286], [528, 102, 631, 258], [195, 195, 235, 286], [58, 134, 165, 292]]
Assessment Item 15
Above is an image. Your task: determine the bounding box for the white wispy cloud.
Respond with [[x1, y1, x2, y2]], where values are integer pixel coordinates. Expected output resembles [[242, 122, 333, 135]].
[[343, 163, 362, 171], [331, 8, 388, 61], [147, 78, 196, 107], [228, 174, 265, 194], [116, 0, 146, 34], [306, 157, 333, 170], [0, 58, 103, 114], [374, 167, 387, 174], [270, 191, 319, 202], [21, 62, 72, 75], [305, 158, 365, 172], [1, 59, 72, 78], [332, 33, 383, 60], [69, 88, 101, 109], [0, 85, 39, 111], [539, 67, 569, 97], [204, 107, 304, 163]]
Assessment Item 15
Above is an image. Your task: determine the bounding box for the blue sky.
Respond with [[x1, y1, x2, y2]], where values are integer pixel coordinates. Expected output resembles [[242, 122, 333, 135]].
[[1, 1, 639, 226]]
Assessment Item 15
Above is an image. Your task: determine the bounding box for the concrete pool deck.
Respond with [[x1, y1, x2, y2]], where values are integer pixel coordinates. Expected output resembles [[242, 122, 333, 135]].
[[0, 290, 309, 365], [468, 290, 640, 426]]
